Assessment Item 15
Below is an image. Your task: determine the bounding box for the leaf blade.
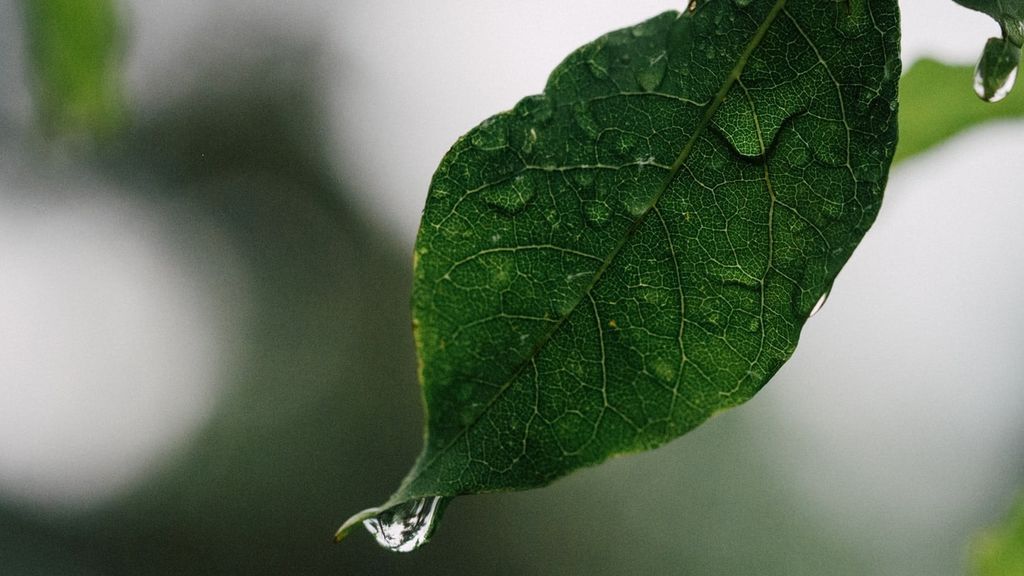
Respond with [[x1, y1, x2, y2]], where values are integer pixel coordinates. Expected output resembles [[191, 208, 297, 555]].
[[22, 0, 125, 138], [342, 0, 901, 545]]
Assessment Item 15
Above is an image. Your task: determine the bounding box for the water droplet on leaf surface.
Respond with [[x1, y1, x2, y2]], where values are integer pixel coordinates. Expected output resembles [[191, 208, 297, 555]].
[[470, 117, 507, 149], [482, 175, 535, 214], [809, 289, 830, 318], [516, 95, 554, 124], [974, 36, 1021, 103], [636, 52, 668, 92], [587, 49, 611, 80], [362, 497, 448, 553], [583, 200, 611, 227]]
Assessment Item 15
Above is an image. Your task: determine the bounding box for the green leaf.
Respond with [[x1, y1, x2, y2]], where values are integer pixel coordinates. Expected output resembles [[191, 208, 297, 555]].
[[896, 58, 1024, 164], [953, 0, 1024, 46], [972, 494, 1024, 576], [339, 0, 900, 549], [952, 0, 1024, 101], [22, 0, 125, 137]]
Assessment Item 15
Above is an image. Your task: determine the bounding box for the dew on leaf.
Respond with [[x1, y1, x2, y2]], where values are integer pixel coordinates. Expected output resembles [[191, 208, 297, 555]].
[[340, 1, 902, 553], [631, 18, 660, 38], [974, 64, 1018, 103], [516, 95, 554, 124], [362, 497, 448, 553], [482, 175, 535, 214], [587, 48, 611, 80], [809, 289, 830, 318], [974, 36, 1021, 103], [636, 52, 668, 92], [651, 356, 677, 383], [573, 102, 601, 138], [572, 170, 596, 188], [583, 200, 612, 227], [470, 117, 507, 149]]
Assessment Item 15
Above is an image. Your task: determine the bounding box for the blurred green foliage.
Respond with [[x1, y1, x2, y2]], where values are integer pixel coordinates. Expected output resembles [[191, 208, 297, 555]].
[[896, 58, 1024, 163], [22, 0, 124, 137], [973, 495, 1024, 576]]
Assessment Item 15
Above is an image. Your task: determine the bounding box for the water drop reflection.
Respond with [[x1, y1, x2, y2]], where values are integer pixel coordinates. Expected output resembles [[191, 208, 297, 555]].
[[809, 290, 830, 318], [362, 496, 448, 553]]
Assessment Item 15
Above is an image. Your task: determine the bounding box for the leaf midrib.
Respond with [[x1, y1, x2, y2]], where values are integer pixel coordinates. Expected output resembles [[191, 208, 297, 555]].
[[402, 0, 790, 503]]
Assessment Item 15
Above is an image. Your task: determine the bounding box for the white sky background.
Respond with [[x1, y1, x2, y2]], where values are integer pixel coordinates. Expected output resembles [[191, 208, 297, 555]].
[[1, 4, 1021, 570], [327, 0, 1000, 241]]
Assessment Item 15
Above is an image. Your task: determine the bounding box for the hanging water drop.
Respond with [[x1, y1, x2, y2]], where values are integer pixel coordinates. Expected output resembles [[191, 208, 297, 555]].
[[809, 290, 830, 318], [974, 36, 1021, 103], [362, 496, 448, 553]]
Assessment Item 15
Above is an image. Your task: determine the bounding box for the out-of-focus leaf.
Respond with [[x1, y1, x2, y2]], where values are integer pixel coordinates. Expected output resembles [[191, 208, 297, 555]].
[[973, 495, 1024, 576], [895, 58, 1024, 163], [22, 0, 124, 137], [339, 0, 901, 550]]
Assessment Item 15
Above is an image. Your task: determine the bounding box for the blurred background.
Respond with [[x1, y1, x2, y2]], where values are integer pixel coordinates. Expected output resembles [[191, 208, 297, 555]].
[[1, 1, 1022, 574]]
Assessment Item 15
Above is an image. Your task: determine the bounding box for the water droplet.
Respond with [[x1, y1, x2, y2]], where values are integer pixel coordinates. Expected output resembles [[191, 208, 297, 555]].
[[482, 174, 535, 214], [583, 200, 611, 227], [631, 19, 660, 38], [573, 170, 596, 187], [520, 127, 538, 154], [636, 52, 668, 92], [470, 117, 507, 149], [821, 198, 843, 219], [809, 290, 830, 318], [974, 36, 1021, 103], [883, 58, 899, 82], [652, 356, 677, 383], [516, 95, 554, 124], [786, 143, 811, 167], [623, 195, 649, 217], [573, 102, 601, 138], [587, 49, 611, 80], [363, 497, 448, 553], [854, 162, 883, 183]]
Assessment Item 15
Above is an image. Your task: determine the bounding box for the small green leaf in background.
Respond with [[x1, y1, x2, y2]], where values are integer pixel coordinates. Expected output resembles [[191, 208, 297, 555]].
[[973, 495, 1024, 576], [22, 0, 125, 138], [952, 0, 1024, 101], [340, 0, 901, 550], [896, 58, 1024, 163]]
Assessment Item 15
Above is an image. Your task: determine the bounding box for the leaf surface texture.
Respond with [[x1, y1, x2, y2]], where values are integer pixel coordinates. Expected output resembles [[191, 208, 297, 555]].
[[340, 0, 901, 541]]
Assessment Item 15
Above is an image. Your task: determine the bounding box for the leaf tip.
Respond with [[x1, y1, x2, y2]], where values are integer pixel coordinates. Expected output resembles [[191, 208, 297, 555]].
[[333, 507, 381, 544]]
